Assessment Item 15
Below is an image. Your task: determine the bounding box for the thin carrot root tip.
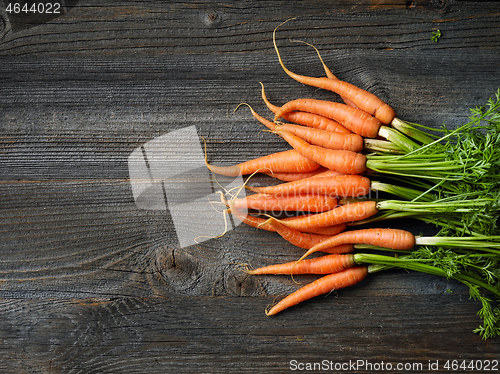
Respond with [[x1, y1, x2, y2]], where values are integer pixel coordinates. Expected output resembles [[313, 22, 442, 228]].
[[265, 304, 273, 316], [265, 295, 284, 316]]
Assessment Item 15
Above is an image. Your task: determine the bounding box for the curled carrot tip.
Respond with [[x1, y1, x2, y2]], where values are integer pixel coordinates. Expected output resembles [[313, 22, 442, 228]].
[[234, 102, 254, 115], [265, 296, 282, 316]]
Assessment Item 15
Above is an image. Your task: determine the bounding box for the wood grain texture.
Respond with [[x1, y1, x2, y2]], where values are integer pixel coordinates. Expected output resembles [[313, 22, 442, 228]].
[[1, 0, 499, 372], [0, 292, 497, 374]]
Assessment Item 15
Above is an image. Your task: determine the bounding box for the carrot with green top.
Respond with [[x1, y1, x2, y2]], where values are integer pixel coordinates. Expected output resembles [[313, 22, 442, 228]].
[[303, 228, 416, 258], [247, 172, 429, 202], [269, 99, 416, 153]]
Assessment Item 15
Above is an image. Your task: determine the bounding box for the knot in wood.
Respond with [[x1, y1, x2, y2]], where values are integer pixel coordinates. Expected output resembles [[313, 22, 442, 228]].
[[155, 248, 202, 293], [208, 11, 218, 22], [220, 268, 266, 297], [204, 10, 221, 27]]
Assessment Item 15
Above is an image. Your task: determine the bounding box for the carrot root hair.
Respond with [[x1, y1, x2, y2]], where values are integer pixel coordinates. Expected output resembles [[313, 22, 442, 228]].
[[193, 198, 230, 243], [199, 171, 266, 242]]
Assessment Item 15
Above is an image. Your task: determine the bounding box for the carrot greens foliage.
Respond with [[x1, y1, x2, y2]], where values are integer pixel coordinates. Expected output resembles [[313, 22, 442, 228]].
[[355, 91, 500, 338], [355, 246, 500, 339], [367, 89, 500, 189]]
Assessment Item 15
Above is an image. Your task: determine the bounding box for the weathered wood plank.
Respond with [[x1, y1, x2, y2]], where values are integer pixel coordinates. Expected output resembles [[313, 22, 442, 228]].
[[0, 0, 499, 56], [1, 46, 500, 119], [0, 292, 498, 373]]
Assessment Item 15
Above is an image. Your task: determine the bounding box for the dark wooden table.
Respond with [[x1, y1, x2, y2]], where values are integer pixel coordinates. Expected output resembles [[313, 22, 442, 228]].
[[1, 1, 499, 373]]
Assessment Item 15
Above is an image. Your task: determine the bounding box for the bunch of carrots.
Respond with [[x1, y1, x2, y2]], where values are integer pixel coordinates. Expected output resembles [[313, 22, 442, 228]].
[[205, 20, 500, 339]]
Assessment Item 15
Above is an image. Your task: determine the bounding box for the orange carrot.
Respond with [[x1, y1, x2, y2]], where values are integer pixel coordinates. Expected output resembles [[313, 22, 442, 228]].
[[266, 266, 368, 316], [273, 128, 367, 174], [278, 201, 379, 231], [240, 103, 364, 152], [206, 149, 320, 176], [270, 217, 337, 248], [286, 223, 350, 236], [266, 168, 344, 181], [228, 206, 349, 236], [291, 223, 350, 236], [274, 99, 382, 138], [307, 170, 346, 178], [248, 253, 355, 275], [248, 174, 371, 198], [269, 218, 353, 253], [297, 228, 416, 264], [231, 210, 276, 232], [260, 82, 352, 134], [273, 20, 396, 125], [276, 124, 363, 152], [232, 193, 338, 213], [312, 227, 415, 252], [264, 167, 328, 181]]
